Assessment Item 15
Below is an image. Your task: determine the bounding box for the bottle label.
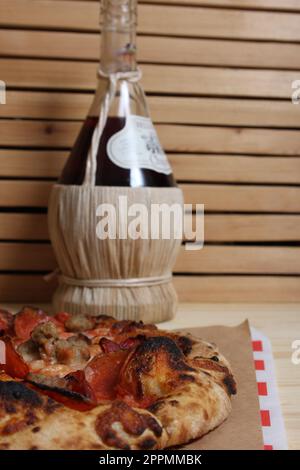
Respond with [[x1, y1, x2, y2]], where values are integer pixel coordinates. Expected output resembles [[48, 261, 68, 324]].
[[106, 115, 172, 175]]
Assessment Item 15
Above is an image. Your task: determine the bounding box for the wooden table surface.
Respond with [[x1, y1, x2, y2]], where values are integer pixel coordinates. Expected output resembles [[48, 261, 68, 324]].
[[2, 303, 300, 450]]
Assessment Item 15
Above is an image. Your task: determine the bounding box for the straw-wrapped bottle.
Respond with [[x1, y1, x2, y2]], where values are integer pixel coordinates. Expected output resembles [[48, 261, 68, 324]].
[[48, 0, 183, 322]]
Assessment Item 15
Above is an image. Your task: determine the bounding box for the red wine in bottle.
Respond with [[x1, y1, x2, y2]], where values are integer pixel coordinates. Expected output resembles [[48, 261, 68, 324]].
[[59, 116, 175, 187], [59, 0, 176, 188]]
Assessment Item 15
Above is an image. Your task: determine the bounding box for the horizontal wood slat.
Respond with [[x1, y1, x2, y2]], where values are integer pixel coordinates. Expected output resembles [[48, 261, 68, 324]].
[[1, 181, 300, 213], [1, 274, 299, 303], [2, 91, 300, 129], [170, 155, 300, 184], [145, 0, 300, 11], [0, 181, 51, 208], [1, 213, 300, 242], [0, 243, 55, 271], [1, 120, 300, 155], [0, 275, 55, 303], [174, 275, 300, 302], [202, 214, 300, 241], [2, 59, 298, 98], [0, 214, 49, 241], [182, 184, 300, 213], [1, 243, 300, 274], [0, 150, 65, 179], [2, 149, 300, 184], [2, 29, 300, 70], [1, 1, 300, 41], [1, 120, 300, 157], [176, 246, 300, 274]]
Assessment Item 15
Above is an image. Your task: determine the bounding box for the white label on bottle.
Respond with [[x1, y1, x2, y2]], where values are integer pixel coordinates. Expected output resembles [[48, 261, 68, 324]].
[[106, 115, 172, 175]]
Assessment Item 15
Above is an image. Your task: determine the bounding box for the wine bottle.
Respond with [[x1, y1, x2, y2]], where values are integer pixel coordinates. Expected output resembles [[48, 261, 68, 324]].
[[49, 0, 183, 322], [59, 0, 176, 188]]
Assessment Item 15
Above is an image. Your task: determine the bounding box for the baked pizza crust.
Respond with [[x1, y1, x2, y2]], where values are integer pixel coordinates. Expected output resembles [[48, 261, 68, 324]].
[[0, 311, 236, 450]]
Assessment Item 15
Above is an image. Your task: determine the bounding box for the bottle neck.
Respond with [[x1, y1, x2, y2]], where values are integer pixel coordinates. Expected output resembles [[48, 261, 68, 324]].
[[100, 0, 137, 75]]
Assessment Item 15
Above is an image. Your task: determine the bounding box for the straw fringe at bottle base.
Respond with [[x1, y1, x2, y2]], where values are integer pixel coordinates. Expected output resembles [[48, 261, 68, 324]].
[[48, 184, 183, 322]]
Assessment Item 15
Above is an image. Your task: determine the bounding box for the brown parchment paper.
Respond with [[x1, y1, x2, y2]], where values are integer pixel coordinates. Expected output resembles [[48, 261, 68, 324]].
[[179, 320, 264, 450]]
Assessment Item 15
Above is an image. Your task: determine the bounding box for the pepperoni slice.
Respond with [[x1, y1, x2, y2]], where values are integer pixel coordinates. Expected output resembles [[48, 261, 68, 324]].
[[119, 336, 143, 350], [84, 350, 129, 402], [100, 336, 143, 354], [28, 381, 95, 412], [40, 389, 95, 411], [14, 306, 49, 340], [1, 337, 29, 379], [99, 338, 121, 353], [54, 312, 70, 325], [0, 309, 13, 335]]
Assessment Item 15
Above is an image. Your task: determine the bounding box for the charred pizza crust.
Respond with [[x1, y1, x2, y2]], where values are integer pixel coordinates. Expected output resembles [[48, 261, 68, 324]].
[[0, 308, 236, 449]]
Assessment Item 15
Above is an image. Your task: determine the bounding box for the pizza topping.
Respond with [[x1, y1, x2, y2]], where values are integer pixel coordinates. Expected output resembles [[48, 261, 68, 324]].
[[30, 321, 59, 361], [99, 338, 121, 354], [14, 307, 49, 341], [26, 372, 95, 411], [17, 340, 40, 363], [85, 350, 130, 402], [65, 315, 96, 333], [94, 314, 116, 327], [0, 310, 14, 336], [110, 320, 157, 337], [99, 336, 142, 353], [28, 361, 74, 378], [27, 373, 66, 390], [1, 338, 29, 379], [31, 321, 59, 346], [64, 370, 90, 396], [54, 312, 70, 325], [17, 321, 91, 369], [95, 400, 162, 449], [54, 338, 90, 367], [119, 336, 144, 350]]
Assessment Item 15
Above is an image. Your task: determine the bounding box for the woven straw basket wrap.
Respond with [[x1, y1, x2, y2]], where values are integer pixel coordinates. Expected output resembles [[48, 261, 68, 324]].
[[48, 184, 183, 322]]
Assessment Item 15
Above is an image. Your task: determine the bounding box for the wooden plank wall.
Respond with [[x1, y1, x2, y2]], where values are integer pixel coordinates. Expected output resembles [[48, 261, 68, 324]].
[[0, 0, 300, 303]]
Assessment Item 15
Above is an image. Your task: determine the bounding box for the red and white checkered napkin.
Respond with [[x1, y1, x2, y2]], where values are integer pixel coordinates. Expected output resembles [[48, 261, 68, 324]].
[[250, 327, 288, 450]]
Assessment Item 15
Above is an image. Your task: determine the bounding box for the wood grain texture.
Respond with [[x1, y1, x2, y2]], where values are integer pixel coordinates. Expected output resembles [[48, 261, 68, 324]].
[[169, 155, 300, 184], [1, 213, 300, 242], [2, 29, 300, 69], [0, 277, 56, 303], [175, 246, 300, 274], [0, 214, 49, 241], [174, 278, 300, 302], [1, 242, 300, 274], [2, 149, 300, 184], [145, 0, 300, 10], [182, 184, 300, 213], [2, 91, 300, 129], [1, 120, 300, 155], [2, 59, 298, 98], [1, 181, 300, 212], [1, 276, 300, 303], [1, 1, 300, 41], [48, 0, 300, 11], [0, 181, 51, 207]]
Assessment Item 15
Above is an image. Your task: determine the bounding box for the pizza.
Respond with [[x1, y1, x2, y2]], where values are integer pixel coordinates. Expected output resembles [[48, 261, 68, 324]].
[[0, 306, 236, 450]]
